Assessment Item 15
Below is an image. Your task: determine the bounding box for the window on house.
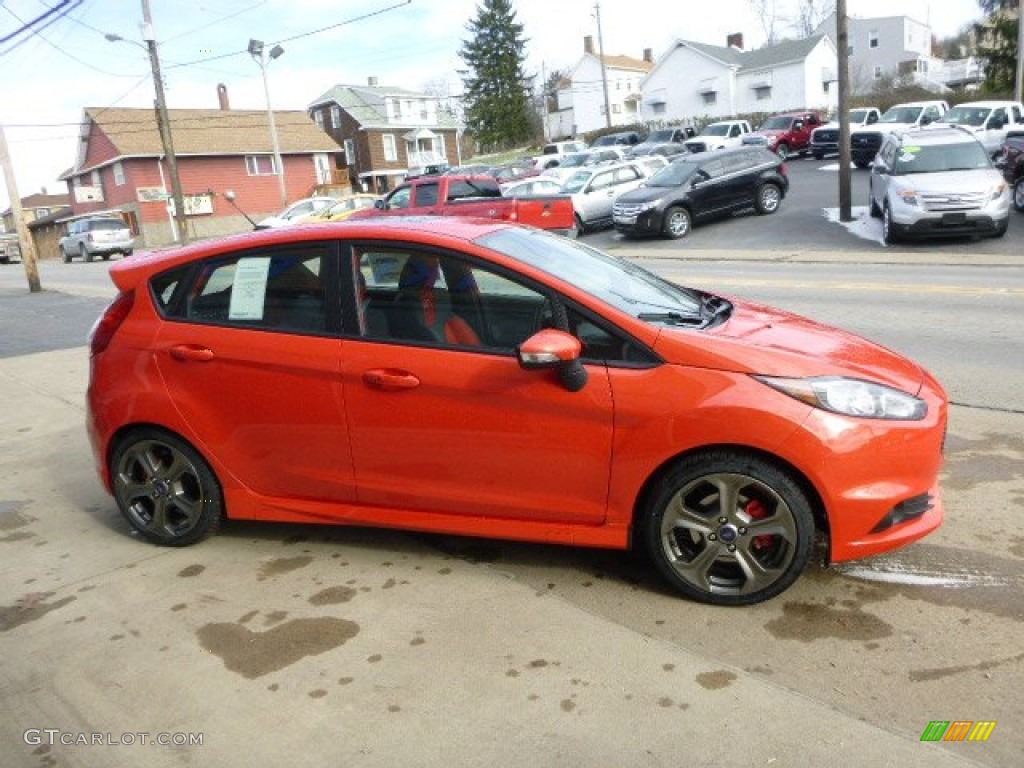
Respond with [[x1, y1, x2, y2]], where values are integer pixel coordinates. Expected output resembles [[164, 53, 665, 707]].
[[344, 139, 355, 166], [702, 92, 717, 106], [330, 106, 341, 127], [847, 45, 854, 56], [612, 104, 621, 114], [246, 155, 279, 175], [755, 86, 771, 101], [391, 99, 402, 119], [314, 110, 325, 129], [869, 31, 879, 48], [873, 65, 883, 80], [113, 161, 125, 186], [823, 81, 830, 95], [652, 103, 666, 115], [383, 134, 397, 162], [91, 170, 101, 186]]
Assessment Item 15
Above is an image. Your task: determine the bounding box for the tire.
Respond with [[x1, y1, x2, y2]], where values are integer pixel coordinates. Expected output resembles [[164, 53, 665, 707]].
[[812, 151, 824, 161], [882, 203, 899, 245], [775, 143, 790, 160], [854, 160, 870, 170], [81, 244, 93, 263], [991, 220, 1008, 239], [642, 450, 815, 605], [868, 183, 881, 218], [61, 247, 71, 264], [574, 213, 586, 235], [662, 206, 691, 239], [1013, 177, 1024, 212], [754, 183, 782, 215], [110, 428, 224, 546], [102, 253, 111, 261]]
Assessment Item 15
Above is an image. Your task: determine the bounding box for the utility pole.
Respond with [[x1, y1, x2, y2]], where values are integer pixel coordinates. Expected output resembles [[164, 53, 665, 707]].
[[837, 0, 852, 222], [142, 0, 188, 244], [594, 2, 612, 129], [0, 124, 42, 293]]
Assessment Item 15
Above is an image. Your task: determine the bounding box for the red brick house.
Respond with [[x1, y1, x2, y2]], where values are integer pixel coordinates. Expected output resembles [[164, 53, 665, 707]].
[[308, 79, 464, 193], [60, 107, 340, 247]]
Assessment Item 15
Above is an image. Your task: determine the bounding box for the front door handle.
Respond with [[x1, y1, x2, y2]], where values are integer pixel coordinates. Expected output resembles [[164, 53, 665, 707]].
[[170, 344, 214, 362], [363, 369, 420, 391]]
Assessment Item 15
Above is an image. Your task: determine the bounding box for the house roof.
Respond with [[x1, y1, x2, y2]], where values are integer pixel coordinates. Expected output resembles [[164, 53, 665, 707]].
[[70, 107, 337, 174], [308, 84, 460, 131], [18, 192, 70, 209], [599, 54, 654, 72], [644, 34, 832, 83]]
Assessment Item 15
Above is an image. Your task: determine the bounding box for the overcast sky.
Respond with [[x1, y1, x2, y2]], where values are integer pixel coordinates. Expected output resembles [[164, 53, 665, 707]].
[[1, 0, 986, 210]]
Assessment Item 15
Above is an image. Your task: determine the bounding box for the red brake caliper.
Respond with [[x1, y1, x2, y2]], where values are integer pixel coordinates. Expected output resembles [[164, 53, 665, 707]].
[[744, 499, 774, 551]]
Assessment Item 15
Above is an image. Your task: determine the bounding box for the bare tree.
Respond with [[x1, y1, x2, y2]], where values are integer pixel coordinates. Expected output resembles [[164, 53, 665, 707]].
[[748, 0, 783, 45], [791, 0, 835, 38]]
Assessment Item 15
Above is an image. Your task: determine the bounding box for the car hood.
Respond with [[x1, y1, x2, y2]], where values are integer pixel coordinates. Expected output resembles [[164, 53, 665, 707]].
[[651, 297, 924, 393], [616, 186, 669, 203], [889, 168, 1003, 193], [851, 123, 906, 135]]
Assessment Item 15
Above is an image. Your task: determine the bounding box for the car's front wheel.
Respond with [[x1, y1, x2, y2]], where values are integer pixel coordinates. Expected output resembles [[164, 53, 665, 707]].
[[1013, 177, 1024, 212], [754, 183, 782, 214], [111, 428, 224, 546], [882, 203, 899, 245], [775, 143, 790, 160], [642, 451, 815, 605], [662, 206, 691, 238]]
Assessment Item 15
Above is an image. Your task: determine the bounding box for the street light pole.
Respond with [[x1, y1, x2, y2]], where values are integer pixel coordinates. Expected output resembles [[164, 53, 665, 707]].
[[141, 0, 188, 244], [249, 39, 288, 208]]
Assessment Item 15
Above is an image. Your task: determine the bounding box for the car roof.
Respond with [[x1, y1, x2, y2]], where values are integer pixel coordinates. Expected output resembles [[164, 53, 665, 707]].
[[890, 126, 982, 145], [947, 100, 1022, 109]]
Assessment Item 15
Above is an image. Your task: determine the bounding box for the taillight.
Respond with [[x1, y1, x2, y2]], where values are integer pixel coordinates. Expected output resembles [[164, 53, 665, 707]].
[[88, 290, 134, 356]]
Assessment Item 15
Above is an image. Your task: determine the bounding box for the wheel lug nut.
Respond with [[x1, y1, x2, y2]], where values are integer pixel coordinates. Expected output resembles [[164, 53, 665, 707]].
[[739, 527, 747, 535], [708, 534, 717, 541], [718, 517, 727, 524], [727, 545, 736, 552]]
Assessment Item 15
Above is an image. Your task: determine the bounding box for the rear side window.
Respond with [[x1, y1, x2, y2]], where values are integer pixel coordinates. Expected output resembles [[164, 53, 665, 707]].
[[447, 179, 501, 200], [413, 182, 439, 206], [160, 247, 331, 334]]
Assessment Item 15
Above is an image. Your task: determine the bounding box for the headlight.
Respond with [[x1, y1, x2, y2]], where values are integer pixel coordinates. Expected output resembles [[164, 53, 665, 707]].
[[753, 375, 927, 420], [896, 188, 919, 206], [988, 182, 1007, 201], [638, 200, 660, 212]]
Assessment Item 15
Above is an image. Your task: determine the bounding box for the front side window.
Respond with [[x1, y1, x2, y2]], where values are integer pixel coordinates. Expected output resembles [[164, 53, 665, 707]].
[[386, 186, 412, 209], [171, 248, 329, 334]]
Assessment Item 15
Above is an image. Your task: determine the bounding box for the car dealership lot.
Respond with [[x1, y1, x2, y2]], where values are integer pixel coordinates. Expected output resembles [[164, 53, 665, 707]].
[[1, 174, 1022, 766]]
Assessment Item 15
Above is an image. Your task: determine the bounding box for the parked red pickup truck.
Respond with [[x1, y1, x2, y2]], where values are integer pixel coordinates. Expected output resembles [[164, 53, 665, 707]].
[[741, 110, 823, 159], [349, 175, 577, 236]]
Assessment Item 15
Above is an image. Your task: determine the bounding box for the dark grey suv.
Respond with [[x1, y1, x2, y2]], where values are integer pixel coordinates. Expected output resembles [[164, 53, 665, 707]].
[[612, 147, 789, 239]]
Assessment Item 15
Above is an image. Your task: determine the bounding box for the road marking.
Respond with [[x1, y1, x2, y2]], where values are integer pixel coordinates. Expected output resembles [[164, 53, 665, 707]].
[[659, 277, 1024, 297]]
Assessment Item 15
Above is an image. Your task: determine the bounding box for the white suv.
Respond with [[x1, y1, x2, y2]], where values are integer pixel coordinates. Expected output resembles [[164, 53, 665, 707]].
[[868, 126, 1010, 244], [59, 217, 134, 262]]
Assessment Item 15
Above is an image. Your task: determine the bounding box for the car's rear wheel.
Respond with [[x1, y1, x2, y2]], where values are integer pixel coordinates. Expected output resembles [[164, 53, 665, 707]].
[[1013, 178, 1024, 212], [775, 144, 790, 160], [102, 253, 111, 260], [812, 151, 824, 160], [80, 244, 92, 263], [60, 247, 71, 264], [574, 213, 586, 235], [882, 203, 899, 245], [642, 451, 815, 605], [111, 428, 223, 546], [662, 206, 691, 238], [754, 184, 782, 214]]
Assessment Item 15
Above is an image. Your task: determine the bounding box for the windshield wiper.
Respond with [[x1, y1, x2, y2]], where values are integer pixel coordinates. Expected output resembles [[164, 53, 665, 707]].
[[637, 311, 706, 326], [700, 293, 733, 323]]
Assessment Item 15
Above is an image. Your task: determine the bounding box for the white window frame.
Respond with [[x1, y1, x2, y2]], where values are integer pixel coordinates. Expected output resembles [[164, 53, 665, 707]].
[[245, 155, 279, 175], [872, 65, 883, 80], [330, 105, 341, 127], [314, 110, 325, 129], [91, 169, 101, 186], [755, 86, 771, 101], [383, 134, 397, 162], [113, 161, 125, 186], [869, 30, 879, 48]]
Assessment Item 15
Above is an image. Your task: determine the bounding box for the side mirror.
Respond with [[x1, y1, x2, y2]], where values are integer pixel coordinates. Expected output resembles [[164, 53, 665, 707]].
[[794, 121, 804, 131], [374, 199, 386, 210], [920, 115, 933, 126], [517, 328, 588, 392]]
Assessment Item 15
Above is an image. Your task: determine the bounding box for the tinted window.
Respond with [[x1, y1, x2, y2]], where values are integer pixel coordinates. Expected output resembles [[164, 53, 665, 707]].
[[87, 219, 126, 231], [414, 182, 440, 206], [446, 179, 501, 200], [178, 248, 329, 334]]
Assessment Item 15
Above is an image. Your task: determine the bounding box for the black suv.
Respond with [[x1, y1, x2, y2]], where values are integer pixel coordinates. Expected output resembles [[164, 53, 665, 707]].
[[612, 147, 789, 239], [591, 130, 642, 147]]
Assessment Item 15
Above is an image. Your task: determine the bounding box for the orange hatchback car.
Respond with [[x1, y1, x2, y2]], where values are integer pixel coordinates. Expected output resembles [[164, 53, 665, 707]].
[[87, 218, 947, 605]]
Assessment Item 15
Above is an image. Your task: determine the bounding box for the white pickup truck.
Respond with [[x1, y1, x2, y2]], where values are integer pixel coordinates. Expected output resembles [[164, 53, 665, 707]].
[[682, 120, 751, 153], [810, 107, 882, 159], [850, 100, 949, 168], [532, 140, 588, 170], [934, 100, 1024, 157]]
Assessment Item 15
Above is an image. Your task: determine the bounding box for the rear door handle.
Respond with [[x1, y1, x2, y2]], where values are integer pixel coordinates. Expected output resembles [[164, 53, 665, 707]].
[[363, 369, 420, 391], [170, 344, 215, 362]]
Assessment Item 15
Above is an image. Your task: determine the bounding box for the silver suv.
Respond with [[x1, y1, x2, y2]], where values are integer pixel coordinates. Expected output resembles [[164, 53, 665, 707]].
[[562, 161, 651, 232], [59, 217, 134, 262], [868, 126, 1010, 244]]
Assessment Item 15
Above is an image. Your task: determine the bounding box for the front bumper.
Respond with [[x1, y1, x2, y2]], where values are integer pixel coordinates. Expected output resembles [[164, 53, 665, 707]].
[[612, 207, 664, 236]]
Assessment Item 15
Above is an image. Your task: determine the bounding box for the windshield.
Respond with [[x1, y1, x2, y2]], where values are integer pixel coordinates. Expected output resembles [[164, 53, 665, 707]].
[[880, 106, 923, 124], [558, 153, 590, 168], [648, 129, 673, 142], [758, 116, 792, 131], [646, 160, 701, 188], [892, 142, 991, 174], [849, 109, 869, 123], [702, 124, 730, 136], [476, 228, 703, 320], [939, 107, 991, 127]]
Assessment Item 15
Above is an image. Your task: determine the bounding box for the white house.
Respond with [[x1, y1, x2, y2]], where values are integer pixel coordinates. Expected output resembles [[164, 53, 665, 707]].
[[546, 36, 654, 138], [639, 34, 838, 123]]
